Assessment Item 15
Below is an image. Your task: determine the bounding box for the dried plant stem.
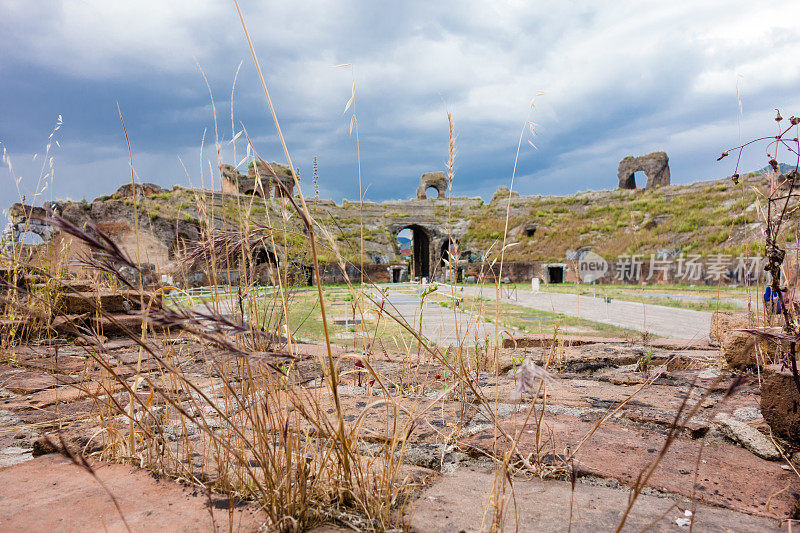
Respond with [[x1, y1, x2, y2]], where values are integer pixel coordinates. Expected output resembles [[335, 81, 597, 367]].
[[233, 0, 350, 478], [116, 105, 145, 456]]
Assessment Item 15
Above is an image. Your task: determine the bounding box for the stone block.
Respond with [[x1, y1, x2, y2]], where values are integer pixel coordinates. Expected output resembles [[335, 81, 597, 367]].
[[710, 311, 749, 345], [722, 330, 777, 369], [761, 364, 800, 444], [62, 290, 161, 315]]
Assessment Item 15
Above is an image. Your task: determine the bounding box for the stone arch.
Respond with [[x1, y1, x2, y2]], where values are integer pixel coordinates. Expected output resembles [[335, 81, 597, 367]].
[[416, 172, 447, 200], [617, 151, 670, 190], [253, 246, 278, 266], [389, 222, 434, 280], [2, 205, 56, 249], [244, 187, 264, 198]]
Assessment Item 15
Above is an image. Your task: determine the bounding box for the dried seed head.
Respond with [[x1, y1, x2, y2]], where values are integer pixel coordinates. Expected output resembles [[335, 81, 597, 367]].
[[791, 116, 800, 126], [770, 158, 779, 171], [717, 151, 729, 161], [731, 173, 739, 185], [776, 109, 783, 122], [510, 361, 554, 401]]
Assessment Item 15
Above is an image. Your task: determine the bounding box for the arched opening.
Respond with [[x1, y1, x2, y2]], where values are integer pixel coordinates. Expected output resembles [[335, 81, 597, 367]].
[[253, 247, 278, 266], [544, 263, 565, 284], [301, 264, 314, 286], [397, 228, 412, 258], [16, 231, 44, 245], [622, 171, 648, 189], [255, 248, 281, 286], [439, 239, 462, 282], [632, 171, 647, 189], [396, 225, 430, 280], [524, 223, 536, 237], [426, 187, 440, 199]]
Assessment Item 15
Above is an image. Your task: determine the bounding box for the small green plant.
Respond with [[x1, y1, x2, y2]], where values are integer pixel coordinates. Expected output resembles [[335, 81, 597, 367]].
[[511, 354, 524, 374], [636, 349, 653, 372]]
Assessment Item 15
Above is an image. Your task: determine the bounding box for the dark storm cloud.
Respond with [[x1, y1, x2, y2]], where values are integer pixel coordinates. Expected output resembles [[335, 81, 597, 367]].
[[2, 0, 800, 214]]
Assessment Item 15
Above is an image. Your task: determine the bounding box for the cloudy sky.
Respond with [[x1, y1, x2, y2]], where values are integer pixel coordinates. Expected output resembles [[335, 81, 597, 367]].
[[2, 1, 800, 212]]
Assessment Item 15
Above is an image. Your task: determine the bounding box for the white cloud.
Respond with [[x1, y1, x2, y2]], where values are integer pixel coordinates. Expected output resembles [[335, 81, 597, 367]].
[[3, 0, 800, 206]]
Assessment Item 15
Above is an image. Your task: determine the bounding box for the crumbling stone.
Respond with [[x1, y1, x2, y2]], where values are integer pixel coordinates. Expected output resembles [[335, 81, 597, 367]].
[[491, 185, 519, 203], [710, 311, 750, 345], [114, 182, 164, 199], [416, 172, 448, 200], [219, 161, 296, 198], [715, 414, 780, 460], [761, 364, 800, 444], [617, 151, 670, 189], [722, 330, 777, 369]]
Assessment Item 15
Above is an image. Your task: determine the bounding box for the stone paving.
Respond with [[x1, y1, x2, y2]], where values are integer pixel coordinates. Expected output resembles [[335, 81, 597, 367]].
[[0, 329, 797, 530]]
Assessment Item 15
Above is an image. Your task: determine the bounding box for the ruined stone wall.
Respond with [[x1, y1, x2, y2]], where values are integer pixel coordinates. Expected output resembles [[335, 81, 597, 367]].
[[618, 152, 670, 189], [316, 262, 397, 285], [2, 158, 773, 288]]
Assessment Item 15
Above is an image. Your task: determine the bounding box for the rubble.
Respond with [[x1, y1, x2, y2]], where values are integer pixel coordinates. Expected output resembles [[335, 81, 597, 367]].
[[715, 414, 781, 460], [722, 329, 777, 369]]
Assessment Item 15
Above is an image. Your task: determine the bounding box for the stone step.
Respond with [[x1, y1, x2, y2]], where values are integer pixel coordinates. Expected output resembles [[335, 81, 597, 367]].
[[29, 280, 96, 293], [51, 313, 169, 338], [60, 290, 162, 315]]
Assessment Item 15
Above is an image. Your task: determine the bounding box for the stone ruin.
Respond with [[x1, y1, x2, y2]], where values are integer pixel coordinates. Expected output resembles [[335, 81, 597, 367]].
[[416, 171, 448, 199], [2, 152, 799, 532], [617, 151, 670, 190], [220, 161, 296, 198], [1, 205, 56, 246]]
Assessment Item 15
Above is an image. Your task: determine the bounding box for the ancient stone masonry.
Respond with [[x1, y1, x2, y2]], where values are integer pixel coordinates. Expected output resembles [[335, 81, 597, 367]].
[[416, 172, 448, 199], [220, 161, 295, 198], [3, 156, 776, 287], [2, 205, 56, 248], [617, 151, 670, 189], [2, 187, 200, 273]]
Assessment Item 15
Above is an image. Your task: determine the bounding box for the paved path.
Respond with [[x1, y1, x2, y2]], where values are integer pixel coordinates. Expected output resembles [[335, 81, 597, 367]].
[[374, 288, 503, 345], [462, 286, 712, 341]]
